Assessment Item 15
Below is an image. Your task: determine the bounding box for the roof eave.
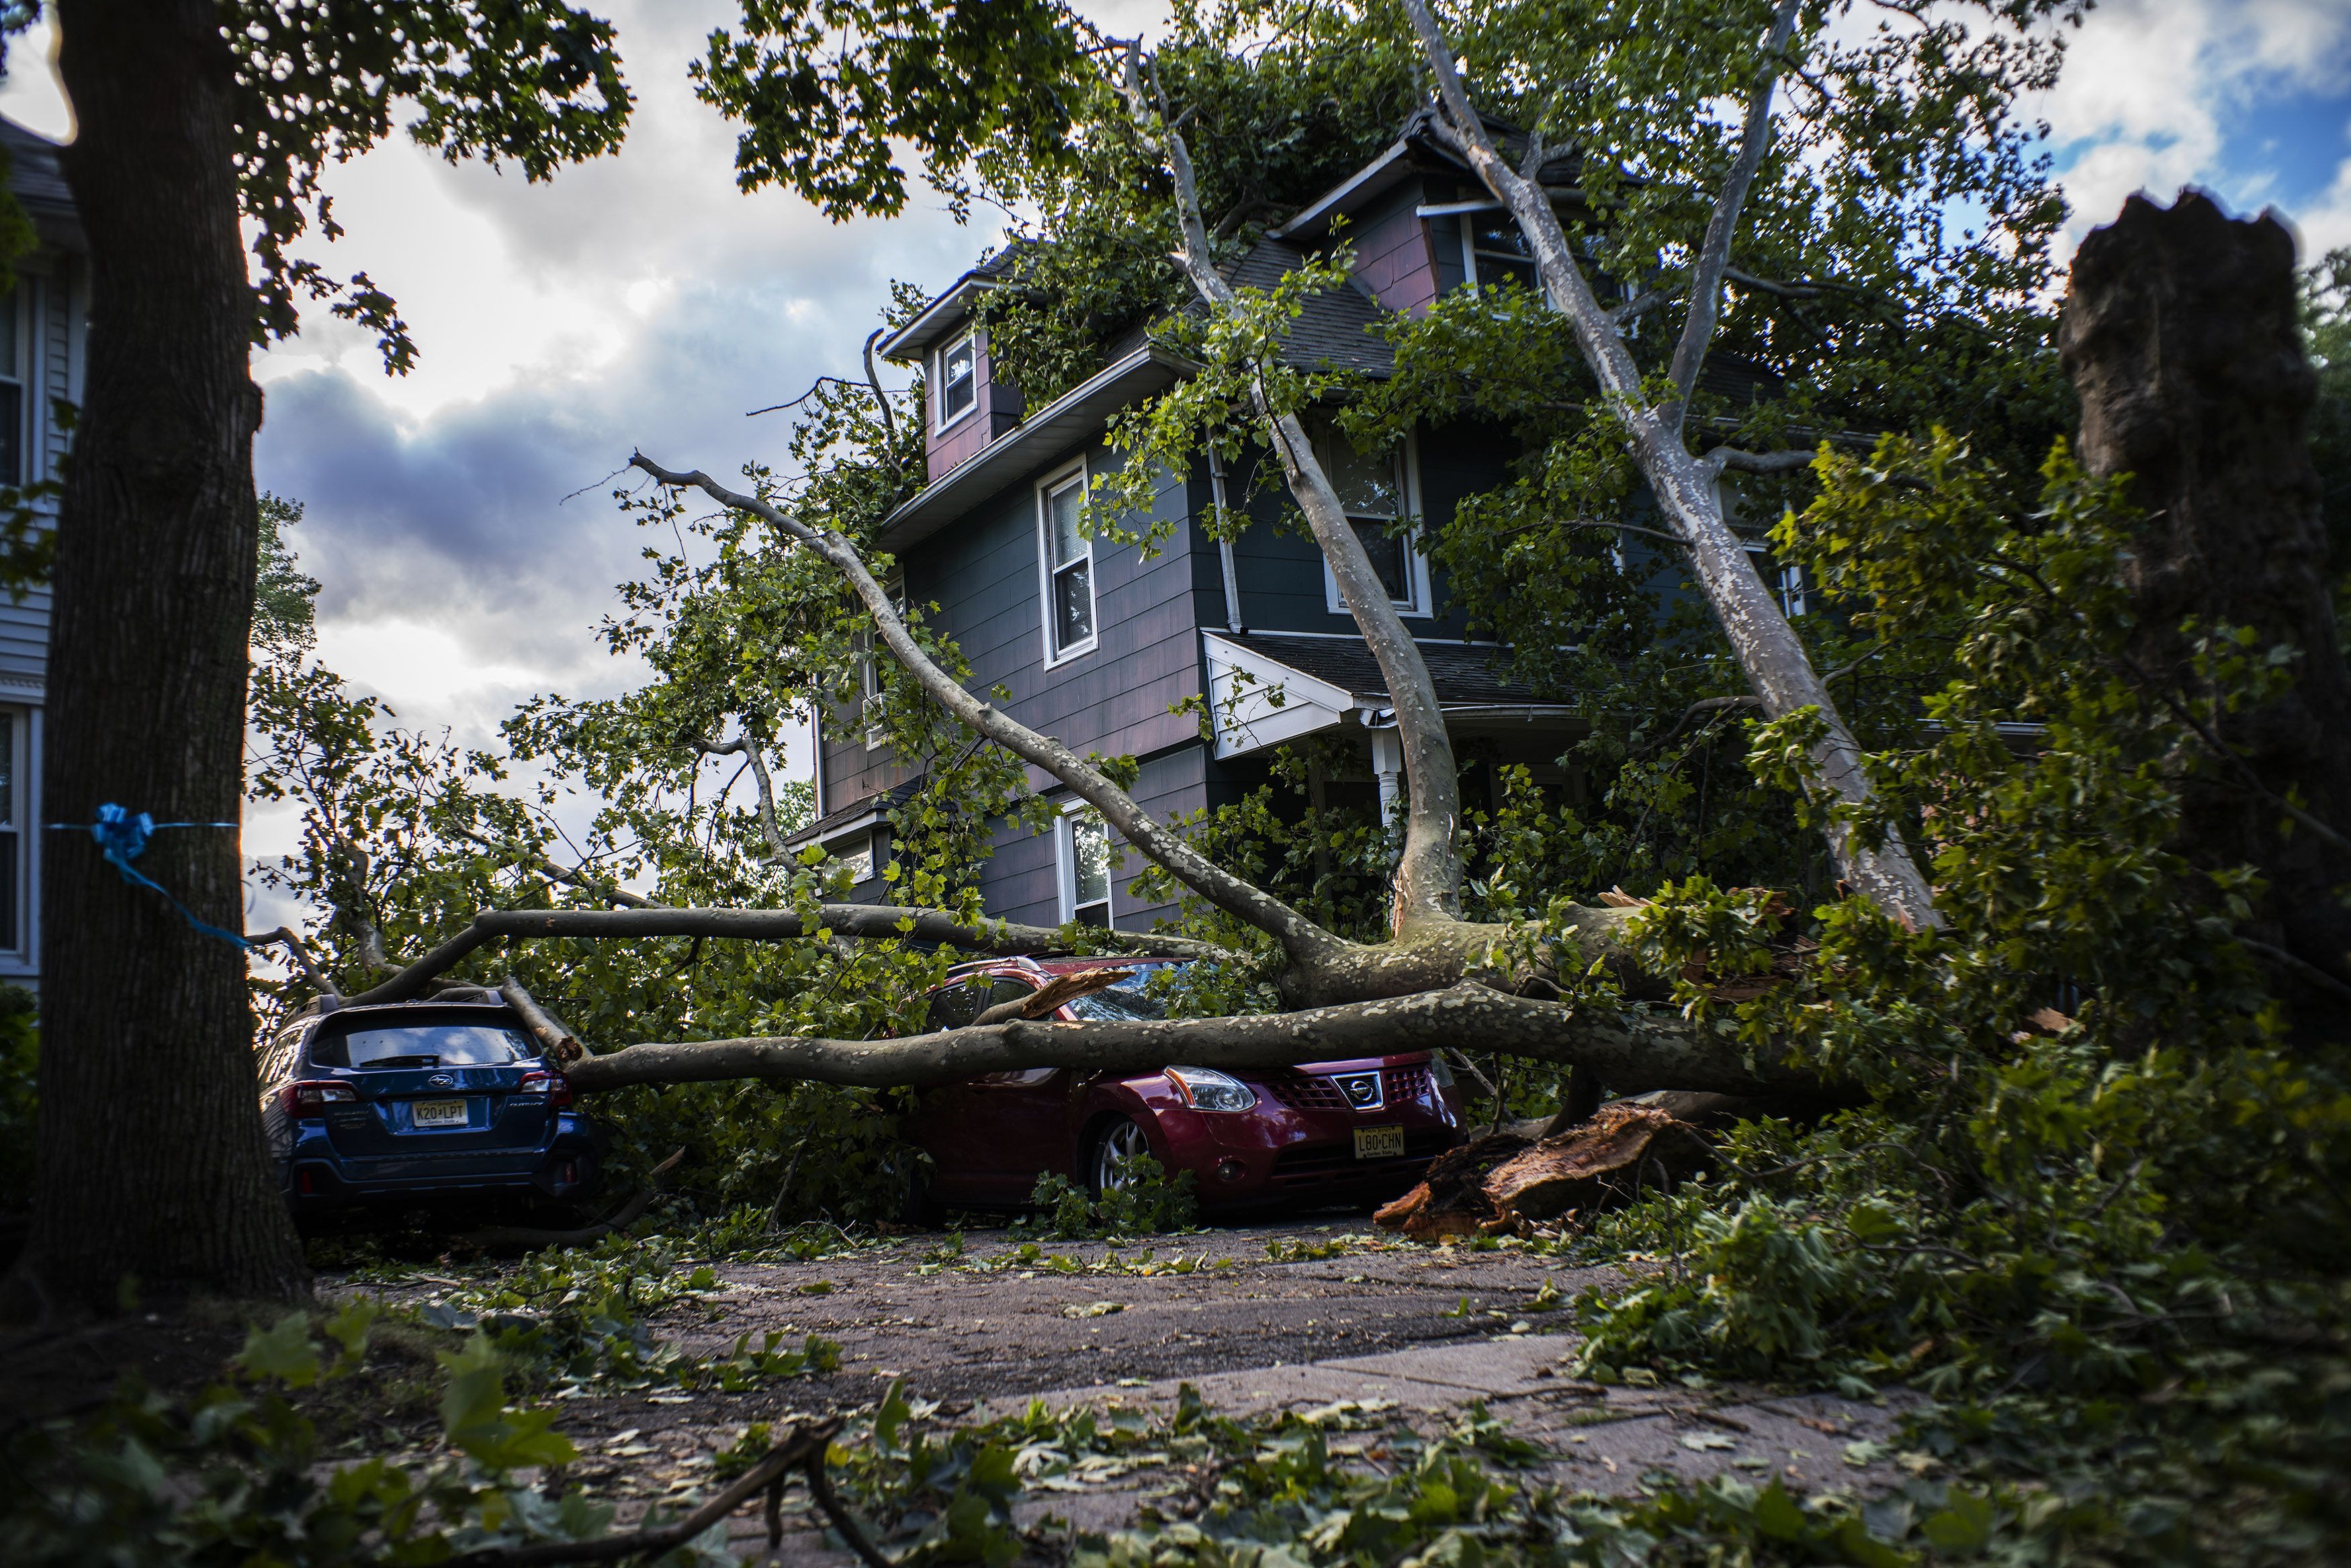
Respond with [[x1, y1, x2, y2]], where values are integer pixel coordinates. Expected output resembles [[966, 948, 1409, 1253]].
[[877, 276, 1002, 363], [874, 342, 1198, 554]]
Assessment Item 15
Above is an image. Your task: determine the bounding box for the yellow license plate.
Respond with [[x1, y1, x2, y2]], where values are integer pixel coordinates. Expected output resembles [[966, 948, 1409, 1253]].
[[1353, 1124, 1405, 1159], [412, 1098, 468, 1128]]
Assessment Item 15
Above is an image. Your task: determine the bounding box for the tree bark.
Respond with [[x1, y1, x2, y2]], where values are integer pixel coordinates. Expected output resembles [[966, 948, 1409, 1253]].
[[562, 981, 1822, 1101], [13, 0, 308, 1312], [347, 905, 1241, 1005], [2061, 191, 2351, 1002], [1397, 0, 1941, 932]]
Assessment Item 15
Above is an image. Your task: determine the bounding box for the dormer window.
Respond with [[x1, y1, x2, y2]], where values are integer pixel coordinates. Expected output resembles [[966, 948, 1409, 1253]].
[[934, 331, 977, 431], [1465, 216, 1538, 291]]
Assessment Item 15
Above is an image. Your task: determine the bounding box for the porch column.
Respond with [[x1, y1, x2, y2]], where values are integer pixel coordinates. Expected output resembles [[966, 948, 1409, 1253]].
[[1370, 728, 1404, 830]]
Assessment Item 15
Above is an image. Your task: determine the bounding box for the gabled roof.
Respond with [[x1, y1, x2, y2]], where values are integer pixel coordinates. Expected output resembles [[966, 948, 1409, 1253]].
[[875, 242, 1030, 364], [1, 115, 83, 253], [1271, 105, 1579, 244], [874, 238, 1396, 553], [1216, 631, 1543, 707]]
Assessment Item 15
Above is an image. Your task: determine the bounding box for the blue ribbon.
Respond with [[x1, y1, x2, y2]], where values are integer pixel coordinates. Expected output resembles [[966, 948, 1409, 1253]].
[[48, 802, 249, 949]]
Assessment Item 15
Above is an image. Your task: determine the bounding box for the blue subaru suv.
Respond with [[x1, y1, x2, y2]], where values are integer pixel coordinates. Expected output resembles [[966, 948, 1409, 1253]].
[[256, 991, 605, 1211]]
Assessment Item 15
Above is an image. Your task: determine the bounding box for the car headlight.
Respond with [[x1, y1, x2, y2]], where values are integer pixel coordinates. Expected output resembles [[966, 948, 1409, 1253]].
[[1164, 1066, 1257, 1112], [1428, 1053, 1454, 1089]]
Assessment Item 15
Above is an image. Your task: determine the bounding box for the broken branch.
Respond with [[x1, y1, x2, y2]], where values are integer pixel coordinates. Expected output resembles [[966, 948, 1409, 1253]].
[[560, 982, 1824, 1101], [343, 905, 1239, 1007]]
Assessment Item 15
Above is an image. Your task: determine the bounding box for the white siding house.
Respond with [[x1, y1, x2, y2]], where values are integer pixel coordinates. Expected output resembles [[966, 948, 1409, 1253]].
[[0, 115, 89, 989]]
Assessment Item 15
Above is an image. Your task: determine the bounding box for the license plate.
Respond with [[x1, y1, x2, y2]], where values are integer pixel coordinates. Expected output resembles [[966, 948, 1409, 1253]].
[[412, 1098, 469, 1129], [1354, 1124, 1405, 1160]]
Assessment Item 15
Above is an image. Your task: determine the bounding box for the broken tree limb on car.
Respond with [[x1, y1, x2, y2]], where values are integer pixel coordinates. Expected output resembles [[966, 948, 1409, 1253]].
[[343, 905, 1239, 1005], [972, 966, 1131, 1026], [498, 976, 586, 1064], [1396, 0, 1939, 932], [559, 982, 1826, 1101]]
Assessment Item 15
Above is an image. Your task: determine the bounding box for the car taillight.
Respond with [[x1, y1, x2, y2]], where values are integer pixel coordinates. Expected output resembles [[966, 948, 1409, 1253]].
[[519, 1070, 574, 1108], [279, 1080, 357, 1117]]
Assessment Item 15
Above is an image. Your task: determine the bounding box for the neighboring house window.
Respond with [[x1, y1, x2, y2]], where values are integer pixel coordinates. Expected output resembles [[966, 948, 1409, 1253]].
[[0, 285, 21, 486], [858, 575, 905, 749], [1311, 420, 1426, 614], [828, 830, 875, 884], [1058, 804, 1112, 927], [1742, 541, 1806, 617], [0, 711, 19, 952], [934, 331, 977, 430], [1037, 463, 1097, 661]]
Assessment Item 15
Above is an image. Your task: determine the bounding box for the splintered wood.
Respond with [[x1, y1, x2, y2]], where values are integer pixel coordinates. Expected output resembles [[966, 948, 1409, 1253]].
[[1374, 1103, 1709, 1240]]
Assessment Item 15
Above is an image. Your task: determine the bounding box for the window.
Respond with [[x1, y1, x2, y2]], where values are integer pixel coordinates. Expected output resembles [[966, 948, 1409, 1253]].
[[1463, 216, 1538, 291], [1038, 465, 1096, 661], [0, 286, 21, 485], [1311, 421, 1425, 614], [828, 831, 876, 884], [858, 577, 904, 749], [934, 331, 977, 430], [1058, 805, 1112, 927], [0, 712, 18, 952], [1742, 541, 1806, 617]]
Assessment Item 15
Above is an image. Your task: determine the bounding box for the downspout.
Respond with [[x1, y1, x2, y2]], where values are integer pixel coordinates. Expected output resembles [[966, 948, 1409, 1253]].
[[1208, 447, 1244, 633]]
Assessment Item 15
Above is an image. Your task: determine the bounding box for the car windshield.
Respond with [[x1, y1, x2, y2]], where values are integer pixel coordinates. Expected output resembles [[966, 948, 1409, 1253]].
[[312, 1023, 532, 1070], [1067, 969, 1171, 1023]]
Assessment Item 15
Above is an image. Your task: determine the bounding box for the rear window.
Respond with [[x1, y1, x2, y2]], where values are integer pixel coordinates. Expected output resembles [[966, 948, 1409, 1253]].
[[310, 1023, 533, 1070]]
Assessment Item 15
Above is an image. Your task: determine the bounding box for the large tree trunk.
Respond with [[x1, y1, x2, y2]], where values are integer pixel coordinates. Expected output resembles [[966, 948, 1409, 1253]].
[[13, 0, 307, 1313], [2061, 191, 2351, 1005]]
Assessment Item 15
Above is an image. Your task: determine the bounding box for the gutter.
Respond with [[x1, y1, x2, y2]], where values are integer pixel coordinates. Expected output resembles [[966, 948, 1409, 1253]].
[[1208, 447, 1244, 633]]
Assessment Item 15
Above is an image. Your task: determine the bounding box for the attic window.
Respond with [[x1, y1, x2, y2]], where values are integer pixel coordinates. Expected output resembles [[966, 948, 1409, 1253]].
[[934, 331, 977, 430], [1465, 217, 1539, 292]]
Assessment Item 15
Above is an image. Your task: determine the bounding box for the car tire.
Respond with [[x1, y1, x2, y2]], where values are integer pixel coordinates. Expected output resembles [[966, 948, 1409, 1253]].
[[1086, 1115, 1155, 1197], [900, 1168, 943, 1228]]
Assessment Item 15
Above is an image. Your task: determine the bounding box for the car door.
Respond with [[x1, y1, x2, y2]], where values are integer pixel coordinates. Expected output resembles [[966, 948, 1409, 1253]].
[[913, 976, 1072, 1204]]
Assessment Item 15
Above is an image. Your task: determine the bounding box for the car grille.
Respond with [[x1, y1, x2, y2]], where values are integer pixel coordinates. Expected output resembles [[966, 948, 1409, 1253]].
[[1266, 1072, 1351, 1111], [1271, 1129, 1457, 1181], [1266, 1064, 1435, 1112]]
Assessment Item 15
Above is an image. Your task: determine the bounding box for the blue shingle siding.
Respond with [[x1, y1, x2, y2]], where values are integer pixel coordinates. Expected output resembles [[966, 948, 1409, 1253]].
[[984, 741, 1209, 933], [820, 434, 1208, 831]]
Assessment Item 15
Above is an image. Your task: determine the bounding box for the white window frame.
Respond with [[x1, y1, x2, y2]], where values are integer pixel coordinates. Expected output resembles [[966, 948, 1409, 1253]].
[[1055, 801, 1114, 927], [932, 329, 979, 433], [0, 706, 25, 957], [826, 829, 876, 884], [1315, 426, 1431, 618], [858, 574, 906, 751], [0, 282, 26, 488], [1035, 458, 1099, 665]]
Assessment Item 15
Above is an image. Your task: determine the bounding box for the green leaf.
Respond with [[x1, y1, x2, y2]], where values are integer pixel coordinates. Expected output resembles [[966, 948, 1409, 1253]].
[[1921, 1489, 1997, 1555], [236, 1311, 322, 1387]]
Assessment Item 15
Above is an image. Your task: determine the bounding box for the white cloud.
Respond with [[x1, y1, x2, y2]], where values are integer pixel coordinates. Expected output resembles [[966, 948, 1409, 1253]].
[[2034, 0, 2351, 249]]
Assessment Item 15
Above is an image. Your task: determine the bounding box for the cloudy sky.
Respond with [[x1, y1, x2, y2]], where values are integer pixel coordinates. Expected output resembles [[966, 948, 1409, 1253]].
[[1, 0, 2348, 925]]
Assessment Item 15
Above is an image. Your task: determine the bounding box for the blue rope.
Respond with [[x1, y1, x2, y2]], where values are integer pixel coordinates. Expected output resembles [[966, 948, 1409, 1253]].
[[48, 802, 249, 949]]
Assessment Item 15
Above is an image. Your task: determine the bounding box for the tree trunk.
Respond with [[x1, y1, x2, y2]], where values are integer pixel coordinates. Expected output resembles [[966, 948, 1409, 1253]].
[[2061, 191, 2351, 1004], [13, 0, 307, 1313]]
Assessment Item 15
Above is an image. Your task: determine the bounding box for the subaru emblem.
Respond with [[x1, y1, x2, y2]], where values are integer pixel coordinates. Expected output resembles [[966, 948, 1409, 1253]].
[[427, 1073, 454, 1088]]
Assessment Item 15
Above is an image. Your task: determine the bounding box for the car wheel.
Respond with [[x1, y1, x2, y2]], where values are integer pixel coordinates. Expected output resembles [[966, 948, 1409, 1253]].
[[900, 1167, 942, 1228], [1088, 1115, 1155, 1196]]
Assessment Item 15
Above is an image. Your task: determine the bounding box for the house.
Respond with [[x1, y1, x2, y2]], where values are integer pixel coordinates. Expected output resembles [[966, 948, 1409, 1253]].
[[789, 114, 1754, 932], [0, 116, 87, 990]]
